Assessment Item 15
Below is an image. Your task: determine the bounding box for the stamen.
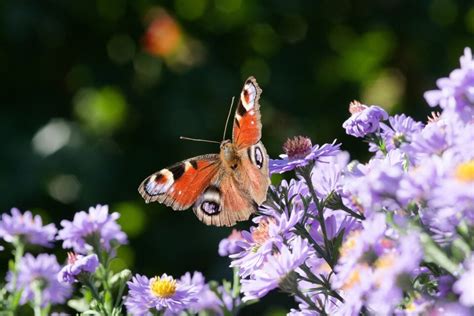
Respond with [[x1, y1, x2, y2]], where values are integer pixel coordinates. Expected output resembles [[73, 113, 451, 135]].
[[283, 136, 313, 159], [67, 252, 78, 264], [150, 275, 177, 298], [348, 100, 367, 114], [339, 231, 361, 258], [427, 111, 441, 123]]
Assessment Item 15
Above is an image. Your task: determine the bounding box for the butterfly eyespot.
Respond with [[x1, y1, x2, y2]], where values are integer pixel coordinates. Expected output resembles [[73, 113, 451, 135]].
[[201, 201, 220, 215], [254, 146, 264, 169]]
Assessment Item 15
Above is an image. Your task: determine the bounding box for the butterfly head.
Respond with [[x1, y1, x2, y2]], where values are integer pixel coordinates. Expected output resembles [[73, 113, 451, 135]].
[[220, 140, 239, 170]]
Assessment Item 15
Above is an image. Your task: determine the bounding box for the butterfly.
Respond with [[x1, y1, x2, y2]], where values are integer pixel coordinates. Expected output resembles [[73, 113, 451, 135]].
[[138, 77, 271, 226]]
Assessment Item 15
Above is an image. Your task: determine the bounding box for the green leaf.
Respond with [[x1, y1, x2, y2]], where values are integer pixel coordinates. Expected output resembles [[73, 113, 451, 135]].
[[8, 259, 15, 273], [10, 289, 23, 310], [68, 297, 90, 312], [104, 290, 113, 311], [420, 233, 459, 275]]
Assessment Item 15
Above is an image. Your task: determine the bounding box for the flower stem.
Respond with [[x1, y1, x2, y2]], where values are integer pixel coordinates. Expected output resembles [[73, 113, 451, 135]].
[[295, 289, 325, 314], [232, 267, 240, 299], [420, 233, 459, 275], [299, 167, 333, 266], [295, 223, 331, 267], [31, 280, 43, 316], [11, 238, 25, 291], [339, 204, 365, 220], [85, 278, 108, 315]]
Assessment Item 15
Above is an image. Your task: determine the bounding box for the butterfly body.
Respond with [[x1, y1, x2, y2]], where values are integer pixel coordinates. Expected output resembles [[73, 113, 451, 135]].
[[139, 77, 270, 226], [220, 140, 240, 170]]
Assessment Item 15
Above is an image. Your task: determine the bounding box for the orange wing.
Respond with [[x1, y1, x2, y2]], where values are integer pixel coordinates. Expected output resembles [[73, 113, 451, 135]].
[[138, 154, 221, 210], [232, 77, 263, 149]]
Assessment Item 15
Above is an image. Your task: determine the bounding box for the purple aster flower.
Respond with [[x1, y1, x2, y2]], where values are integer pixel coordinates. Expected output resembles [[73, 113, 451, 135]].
[[334, 216, 424, 315], [311, 151, 350, 196], [309, 213, 360, 247], [230, 188, 305, 278], [453, 255, 474, 307], [6, 253, 72, 306], [269, 136, 341, 174], [57, 204, 127, 254], [407, 119, 452, 161], [342, 149, 405, 215], [397, 155, 442, 206], [342, 101, 389, 138], [334, 265, 375, 316], [179, 271, 221, 314], [240, 236, 310, 301], [263, 178, 310, 220], [218, 229, 245, 257], [58, 252, 99, 284], [333, 214, 388, 286], [424, 47, 474, 122], [0, 208, 57, 247], [448, 117, 474, 160], [125, 273, 198, 316], [437, 274, 455, 298], [230, 217, 283, 278], [380, 114, 424, 152], [367, 233, 423, 314], [428, 155, 474, 229], [215, 285, 241, 314]]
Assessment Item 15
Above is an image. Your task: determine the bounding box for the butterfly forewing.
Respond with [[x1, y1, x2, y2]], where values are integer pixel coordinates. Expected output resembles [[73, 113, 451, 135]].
[[138, 154, 221, 210], [232, 77, 263, 149]]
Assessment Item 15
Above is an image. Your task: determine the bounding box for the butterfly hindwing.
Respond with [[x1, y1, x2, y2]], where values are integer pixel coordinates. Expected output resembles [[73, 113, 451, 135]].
[[138, 154, 221, 210], [192, 171, 257, 227], [233, 77, 263, 149], [237, 141, 270, 205]]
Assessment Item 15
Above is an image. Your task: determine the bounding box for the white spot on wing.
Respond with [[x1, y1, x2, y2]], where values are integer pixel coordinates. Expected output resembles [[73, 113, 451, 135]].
[[145, 169, 174, 195], [241, 83, 256, 111], [184, 161, 192, 171]]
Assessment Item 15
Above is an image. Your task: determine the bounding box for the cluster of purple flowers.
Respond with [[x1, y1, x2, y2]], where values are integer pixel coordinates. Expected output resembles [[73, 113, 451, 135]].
[[217, 47, 474, 315], [1, 47, 473, 315], [0, 205, 127, 314], [0, 205, 243, 315]]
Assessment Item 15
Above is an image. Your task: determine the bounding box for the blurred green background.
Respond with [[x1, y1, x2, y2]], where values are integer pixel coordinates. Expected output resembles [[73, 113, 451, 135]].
[[1, 0, 473, 314]]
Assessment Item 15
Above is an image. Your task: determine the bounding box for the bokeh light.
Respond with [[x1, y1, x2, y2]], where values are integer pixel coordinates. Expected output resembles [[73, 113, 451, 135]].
[[73, 87, 128, 135]]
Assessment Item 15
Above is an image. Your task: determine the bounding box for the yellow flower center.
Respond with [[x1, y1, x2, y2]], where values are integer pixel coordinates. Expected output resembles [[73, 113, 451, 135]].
[[455, 160, 474, 182], [405, 301, 416, 312], [150, 276, 177, 298], [342, 264, 370, 291], [374, 253, 395, 270], [339, 231, 361, 258]]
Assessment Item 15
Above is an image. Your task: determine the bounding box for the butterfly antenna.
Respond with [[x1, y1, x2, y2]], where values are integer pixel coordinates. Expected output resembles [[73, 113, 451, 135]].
[[222, 96, 235, 141], [179, 136, 220, 144]]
